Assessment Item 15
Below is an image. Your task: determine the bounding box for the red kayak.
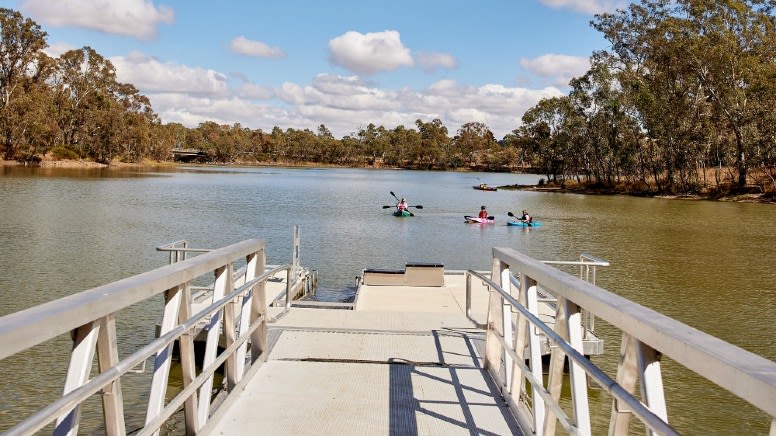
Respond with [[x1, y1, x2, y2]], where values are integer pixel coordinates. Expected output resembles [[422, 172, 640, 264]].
[[464, 215, 495, 224]]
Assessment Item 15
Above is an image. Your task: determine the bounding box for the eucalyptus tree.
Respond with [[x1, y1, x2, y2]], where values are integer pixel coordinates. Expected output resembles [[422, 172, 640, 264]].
[[415, 118, 450, 168], [569, 63, 641, 185], [357, 123, 389, 165], [592, 0, 776, 191], [0, 8, 49, 159], [384, 124, 421, 166], [151, 122, 187, 161], [52, 46, 119, 157], [454, 121, 497, 167], [521, 96, 580, 185], [502, 129, 538, 170]]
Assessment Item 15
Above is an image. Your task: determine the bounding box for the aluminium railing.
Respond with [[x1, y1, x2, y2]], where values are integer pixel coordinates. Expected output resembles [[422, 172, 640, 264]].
[[467, 246, 776, 436], [0, 239, 282, 436]]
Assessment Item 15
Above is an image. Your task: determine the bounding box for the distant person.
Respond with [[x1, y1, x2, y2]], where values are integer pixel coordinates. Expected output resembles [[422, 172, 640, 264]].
[[520, 209, 532, 225], [478, 205, 489, 219], [397, 198, 408, 212]]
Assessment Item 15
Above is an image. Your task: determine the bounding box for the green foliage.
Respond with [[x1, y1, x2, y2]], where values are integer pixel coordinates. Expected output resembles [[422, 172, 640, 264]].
[[1, 4, 774, 199], [50, 146, 79, 160]]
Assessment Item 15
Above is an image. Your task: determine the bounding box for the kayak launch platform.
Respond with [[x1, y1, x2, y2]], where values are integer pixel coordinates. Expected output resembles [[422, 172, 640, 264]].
[[2, 227, 776, 435]]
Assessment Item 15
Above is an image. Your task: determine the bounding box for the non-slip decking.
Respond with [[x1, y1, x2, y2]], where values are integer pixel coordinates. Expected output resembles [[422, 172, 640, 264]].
[[201, 273, 524, 435]]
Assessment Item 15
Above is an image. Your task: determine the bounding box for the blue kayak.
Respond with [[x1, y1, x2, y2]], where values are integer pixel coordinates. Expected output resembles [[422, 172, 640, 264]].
[[393, 210, 413, 217], [507, 220, 542, 227]]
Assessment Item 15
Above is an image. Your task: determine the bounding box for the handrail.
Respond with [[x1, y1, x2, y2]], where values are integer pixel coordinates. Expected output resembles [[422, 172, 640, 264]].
[[7, 266, 282, 436], [476, 246, 776, 435], [0, 239, 264, 360], [0, 239, 277, 436], [465, 269, 676, 435]]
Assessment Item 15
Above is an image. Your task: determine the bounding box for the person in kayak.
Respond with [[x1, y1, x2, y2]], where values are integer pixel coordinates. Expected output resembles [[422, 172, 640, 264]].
[[478, 205, 489, 219], [520, 210, 532, 225], [397, 198, 408, 212]]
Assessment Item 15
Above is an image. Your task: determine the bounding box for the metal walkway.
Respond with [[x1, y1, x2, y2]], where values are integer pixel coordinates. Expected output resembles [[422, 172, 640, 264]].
[[3, 235, 776, 435], [202, 277, 523, 435]]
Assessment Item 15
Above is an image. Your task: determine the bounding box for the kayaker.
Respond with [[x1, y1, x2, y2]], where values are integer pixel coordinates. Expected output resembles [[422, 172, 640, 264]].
[[520, 210, 532, 224], [478, 205, 488, 219], [397, 198, 408, 212]]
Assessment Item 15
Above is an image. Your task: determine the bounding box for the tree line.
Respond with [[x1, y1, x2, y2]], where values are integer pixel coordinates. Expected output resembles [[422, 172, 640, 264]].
[[1, 1, 774, 195]]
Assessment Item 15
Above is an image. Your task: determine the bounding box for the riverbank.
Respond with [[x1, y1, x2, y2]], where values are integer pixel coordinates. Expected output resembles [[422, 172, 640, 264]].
[[499, 181, 776, 204], [4, 158, 773, 204]]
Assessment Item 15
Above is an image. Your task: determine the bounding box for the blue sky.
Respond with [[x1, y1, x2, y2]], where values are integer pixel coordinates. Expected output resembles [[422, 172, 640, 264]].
[[4, 0, 627, 139]]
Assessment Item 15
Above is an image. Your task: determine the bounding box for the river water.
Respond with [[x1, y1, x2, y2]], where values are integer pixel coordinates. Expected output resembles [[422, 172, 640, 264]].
[[1, 165, 774, 434]]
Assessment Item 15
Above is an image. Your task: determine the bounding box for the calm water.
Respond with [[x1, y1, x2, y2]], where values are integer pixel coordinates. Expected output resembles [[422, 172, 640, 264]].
[[1, 165, 775, 434]]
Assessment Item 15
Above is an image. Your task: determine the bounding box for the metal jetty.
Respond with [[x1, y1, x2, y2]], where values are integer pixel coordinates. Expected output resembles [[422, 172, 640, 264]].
[[2, 230, 776, 435]]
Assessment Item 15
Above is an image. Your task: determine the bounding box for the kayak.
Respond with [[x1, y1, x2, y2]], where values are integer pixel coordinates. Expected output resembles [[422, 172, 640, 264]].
[[464, 215, 495, 224], [472, 185, 497, 191], [393, 210, 413, 217], [507, 220, 542, 227]]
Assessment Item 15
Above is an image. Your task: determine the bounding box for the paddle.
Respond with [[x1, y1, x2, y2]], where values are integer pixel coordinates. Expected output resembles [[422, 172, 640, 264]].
[[382, 205, 423, 209]]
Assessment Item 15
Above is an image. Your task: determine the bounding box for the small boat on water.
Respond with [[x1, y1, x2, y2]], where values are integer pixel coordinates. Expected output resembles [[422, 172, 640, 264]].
[[465, 215, 495, 224], [393, 210, 413, 217], [507, 220, 542, 227], [473, 184, 497, 191]]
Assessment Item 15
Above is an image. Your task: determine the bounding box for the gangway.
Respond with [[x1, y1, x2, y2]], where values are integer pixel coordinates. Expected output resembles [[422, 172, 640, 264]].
[[1, 236, 776, 435]]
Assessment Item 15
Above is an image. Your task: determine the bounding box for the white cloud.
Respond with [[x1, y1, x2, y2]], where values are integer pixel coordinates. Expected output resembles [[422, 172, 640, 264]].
[[110, 51, 230, 97], [107, 51, 565, 138], [520, 54, 590, 86], [43, 41, 76, 58], [236, 83, 274, 100], [328, 30, 414, 75], [538, 0, 626, 15], [415, 52, 457, 72], [20, 0, 174, 40], [230, 36, 286, 58]]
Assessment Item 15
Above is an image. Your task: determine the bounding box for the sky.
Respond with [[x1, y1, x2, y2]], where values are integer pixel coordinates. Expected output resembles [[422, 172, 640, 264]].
[[3, 0, 628, 139]]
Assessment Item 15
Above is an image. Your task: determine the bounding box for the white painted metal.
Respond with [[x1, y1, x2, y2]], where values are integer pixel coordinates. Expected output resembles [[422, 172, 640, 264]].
[[0, 239, 296, 436], [176, 283, 200, 435], [476, 246, 776, 435], [472, 266, 674, 435], [500, 265, 514, 394], [526, 283, 547, 434], [145, 285, 183, 434], [196, 265, 231, 428], [638, 339, 668, 431], [234, 252, 259, 380], [54, 321, 100, 436], [565, 299, 591, 435], [96, 314, 126, 436]]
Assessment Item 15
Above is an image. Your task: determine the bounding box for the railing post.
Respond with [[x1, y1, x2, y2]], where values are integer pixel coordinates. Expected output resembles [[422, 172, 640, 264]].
[[196, 265, 231, 427], [176, 283, 199, 435], [146, 285, 184, 436], [501, 265, 514, 393], [285, 267, 293, 309], [96, 314, 126, 436], [484, 257, 505, 375], [526, 282, 546, 435], [465, 273, 472, 320], [565, 299, 591, 435], [55, 321, 101, 436], [234, 252, 259, 379], [250, 249, 268, 363]]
